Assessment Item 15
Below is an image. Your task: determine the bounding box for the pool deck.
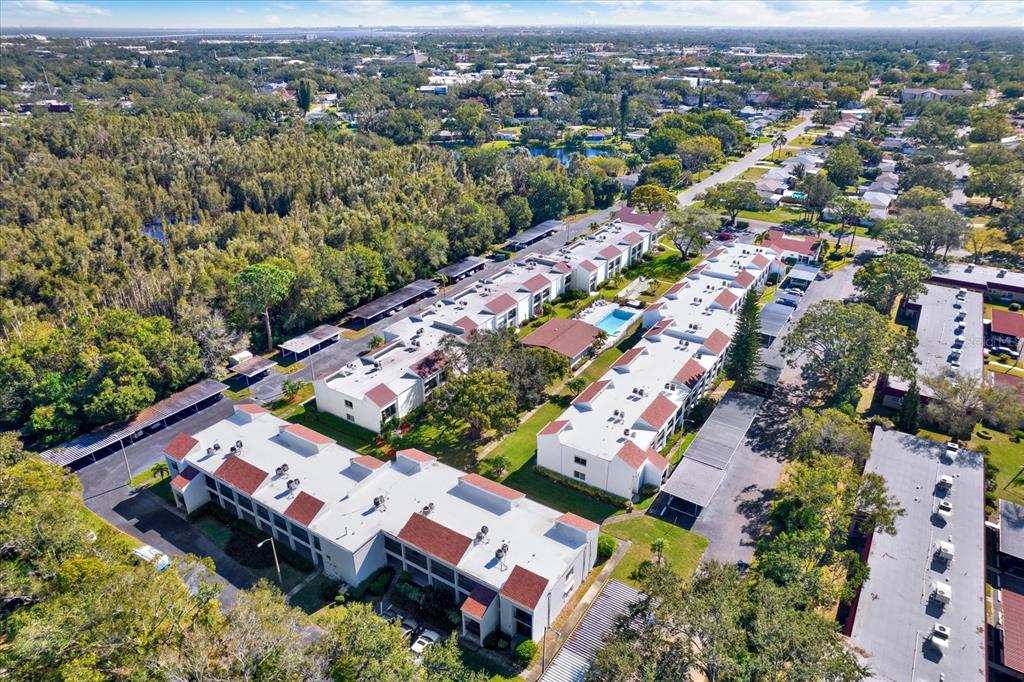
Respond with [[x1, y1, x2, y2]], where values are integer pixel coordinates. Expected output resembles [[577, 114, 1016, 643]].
[[579, 301, 639, 340]]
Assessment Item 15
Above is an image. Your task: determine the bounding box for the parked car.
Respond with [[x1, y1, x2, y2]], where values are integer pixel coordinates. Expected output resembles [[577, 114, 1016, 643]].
[[718, 231, 733, 241], [400, 616, 419, 639], [776, 298, 799, 308], [989, 346, 1020, 359], [132, 545, 170, 571], [410, 628, 441, 654]]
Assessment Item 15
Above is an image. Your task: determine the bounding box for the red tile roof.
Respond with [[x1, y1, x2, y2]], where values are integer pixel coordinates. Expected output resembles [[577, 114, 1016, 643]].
[[715, 289, 739, 309], [763, 230, 819, 257], [616, 441, 669, 471], [599, 245, 622, 260], [500, 565, 549, 609], [674, 358, 707, 388], [396, 447, 436, 463], [665, 282, 687, 296], [237, 403, 269, 414], [453, 316, 478, 333], [752, 253, 771, 268], [552, 261, 572, 274], [687, 264, 706, 278], [707, 247, 725, 259], [578, 260, 598, 273], [397, 513, 472, 566], [164, 433, 198, 462], [992, 309, 1024, 338], [639, 394, 678, 430], [281, 423, 335, 445], [993, 372, 1024, 391], [620, 231, 644, 246], [521, 273, 551, 293], [573, 379, 610, 405], [283, 491, 325, 527], [365, 383, 398, 408], [613, 347, 644, 368], [484, 293, 519, 315], [352, 455, 386, 470], [411, 351, 448, 379], [522, 319, 600, 360], [616, 206, 665, 229], [644, 318, 673, 338], [703, 329, 732, 355], [538, 419, 569, 436], [1003, 587, 1024, 673], [214, 455, 268, 495], [459, 473, 525, 501], [461, 585, 498, 619], [734, 270, 755, 288], [170, 465, 200, 491], [557, 512, 599, 532]]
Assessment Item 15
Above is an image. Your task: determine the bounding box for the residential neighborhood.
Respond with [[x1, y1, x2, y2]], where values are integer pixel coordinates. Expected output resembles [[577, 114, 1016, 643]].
[[1, 4, 1023, 681]]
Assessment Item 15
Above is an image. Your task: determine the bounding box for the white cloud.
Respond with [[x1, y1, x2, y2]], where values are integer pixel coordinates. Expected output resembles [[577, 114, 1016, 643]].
[[7, 0, 110, 16]]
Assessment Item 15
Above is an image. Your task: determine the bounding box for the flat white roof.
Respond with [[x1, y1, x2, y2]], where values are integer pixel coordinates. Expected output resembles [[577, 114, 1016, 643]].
[[890, 283, 984, 399], [551, 243, 776, 460], [322, 259, 565, 403], [928, 261, 1024, 294], [179, 409, 586, 591], [849, 428, 985, 682], [543, 221, 650, 272]]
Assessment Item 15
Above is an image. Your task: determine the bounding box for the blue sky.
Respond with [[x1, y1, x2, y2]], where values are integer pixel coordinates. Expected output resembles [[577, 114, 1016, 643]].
[[4, 0, 1022, 29]]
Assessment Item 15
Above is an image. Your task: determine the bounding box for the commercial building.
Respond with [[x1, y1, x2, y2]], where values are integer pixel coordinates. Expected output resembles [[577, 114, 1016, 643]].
[[537, 242, 784, 499], [846, 428, 985, 682], [315, 259, 569, 433], [882, 283, 985, 408], [163, 405, 598, 643]]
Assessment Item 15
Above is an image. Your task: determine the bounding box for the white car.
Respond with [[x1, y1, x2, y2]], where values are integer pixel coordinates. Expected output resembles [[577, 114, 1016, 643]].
[[132, 544, 170, 571], [400, 616, 419, 639], [410, 628, 440, 654]]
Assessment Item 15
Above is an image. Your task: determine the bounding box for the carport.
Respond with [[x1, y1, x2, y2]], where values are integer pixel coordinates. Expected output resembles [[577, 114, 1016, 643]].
[[657, 392, 764, 521], [42, 378, 228, 469]]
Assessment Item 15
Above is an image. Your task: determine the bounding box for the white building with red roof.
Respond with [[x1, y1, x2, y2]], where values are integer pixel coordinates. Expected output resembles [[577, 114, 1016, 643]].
[[314, 258, 569, 433], [761, 229, 821, 263], [537, 242, 783, 499], [532, 219, 656, 293], [162, 404, 597, 643]]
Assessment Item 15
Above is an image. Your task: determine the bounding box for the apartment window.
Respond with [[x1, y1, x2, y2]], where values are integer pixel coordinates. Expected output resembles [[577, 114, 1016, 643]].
[[346, 414, 355, 422], [344, 399, 353, 408], [290, 524, 309, 544], [274, 514, 288, 532], [384, 537, 403, 556], [381, 403, 397, 421], [205, 477, 217, 492], [256, 505, 270, 521], [431, 562, 455, 583], [514, 607, 533, 637], [573, 456, 587, 466], [465, 619, 481, 636], [405, 548, 427, 569], [516, 620, 531, 637], [458, 574, 481, 594], [312, 536, 321, 551], [573, 470, 586, 481], [236, 496, 253, 512]]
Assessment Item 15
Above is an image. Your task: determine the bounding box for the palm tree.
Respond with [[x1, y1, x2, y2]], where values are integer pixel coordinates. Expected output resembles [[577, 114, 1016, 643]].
[[650, 537, 667, 565], [772, 132, 787, 160], [152, 461, 169, 480]]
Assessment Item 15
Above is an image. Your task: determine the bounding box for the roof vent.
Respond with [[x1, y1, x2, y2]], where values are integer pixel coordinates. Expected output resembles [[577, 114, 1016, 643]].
[[206, 447, 215, 457], [373, 495, 388, 511], [235, 440, 243, 450], [421, 501, 435, 516], [213, 442, 221, 451], [286, 478, 301, 492]]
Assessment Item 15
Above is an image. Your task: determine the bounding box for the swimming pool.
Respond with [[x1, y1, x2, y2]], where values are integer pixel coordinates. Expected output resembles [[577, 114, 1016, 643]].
[[595, 308, 635, 335]]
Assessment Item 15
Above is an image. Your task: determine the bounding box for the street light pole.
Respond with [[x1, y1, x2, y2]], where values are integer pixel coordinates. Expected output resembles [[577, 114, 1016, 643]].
[[258, 537, 283, 588], [120, 438, 135, 489]]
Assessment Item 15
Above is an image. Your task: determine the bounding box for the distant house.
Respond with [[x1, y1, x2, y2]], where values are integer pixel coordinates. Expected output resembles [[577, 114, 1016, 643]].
[[397, 49, 428, 66], [496, 129, 519, 142], [900, 87, 966, 103], [522, 319, 602, 366], [585, 129, 613, 143]]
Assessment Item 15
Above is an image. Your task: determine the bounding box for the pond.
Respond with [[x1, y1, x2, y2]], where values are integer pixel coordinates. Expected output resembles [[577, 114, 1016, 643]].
[[528, 146, 615, 164]]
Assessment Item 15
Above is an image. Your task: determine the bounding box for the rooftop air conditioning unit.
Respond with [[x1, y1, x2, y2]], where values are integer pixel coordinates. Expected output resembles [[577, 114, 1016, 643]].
[[938, 499, 953, 516], [421, 502, 435, 516], [935, 540, 955, 562], [931, 581, 952, 605], [937, 474, 954, 490], [286, 478, 301, 492], [212, 442, 221, 451], [929, 623, 951, 649], [623, 428, 631, 437]]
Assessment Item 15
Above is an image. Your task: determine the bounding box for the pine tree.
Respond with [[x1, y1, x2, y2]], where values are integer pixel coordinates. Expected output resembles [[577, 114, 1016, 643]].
[[725, 288, 761, 390], [896, 379, 921, 433]]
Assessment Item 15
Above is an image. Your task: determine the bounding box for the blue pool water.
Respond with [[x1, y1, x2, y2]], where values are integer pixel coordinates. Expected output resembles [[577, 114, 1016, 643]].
[[595, 309, 634, 335]]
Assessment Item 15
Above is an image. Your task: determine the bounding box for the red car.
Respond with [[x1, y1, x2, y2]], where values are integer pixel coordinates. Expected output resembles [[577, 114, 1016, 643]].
[[718, 231, 733, 240]]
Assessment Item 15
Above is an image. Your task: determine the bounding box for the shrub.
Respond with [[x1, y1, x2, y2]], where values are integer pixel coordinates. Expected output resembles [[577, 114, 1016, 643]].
[[484, 632, 500, 649], [1010, 302, 1021, 312], [497, 635, 510, 650], [369, 569, 393, 596], [597, 534, 616, 560], [515, 639, 538, 666], [639, 484, 659, 498], [350, 566, 395, 601], [736, 220, 750, 229], [630, 559, 653, 581], [320, 579, 342, 602]]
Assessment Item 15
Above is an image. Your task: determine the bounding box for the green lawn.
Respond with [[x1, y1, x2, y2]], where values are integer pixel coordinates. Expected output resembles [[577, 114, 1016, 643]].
[[735, 204, 805, 223], [393, 413, 476, 470], [606, 516, 709, 586], [460, 647, 522, 682], [737, 166, 771, 181], [192, 512, 310, 593], [269, 383, 314, 418], [288, 408, 384, 457], [501, 461, 622, 522], [976, 426, 1024, 506], [789, 134, 819, 147], [289, 574, 341, 615], [480, 400, 568, 477]]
